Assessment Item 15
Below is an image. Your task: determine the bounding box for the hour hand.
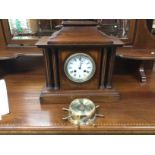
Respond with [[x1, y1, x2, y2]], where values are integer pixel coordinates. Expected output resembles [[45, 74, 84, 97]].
[[79, 61, 82, 69]]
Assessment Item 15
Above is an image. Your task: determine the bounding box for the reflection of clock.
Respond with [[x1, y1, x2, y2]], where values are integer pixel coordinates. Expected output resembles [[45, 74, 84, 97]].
[[64, 53, 96, 83], [36, 20, 123, 104]]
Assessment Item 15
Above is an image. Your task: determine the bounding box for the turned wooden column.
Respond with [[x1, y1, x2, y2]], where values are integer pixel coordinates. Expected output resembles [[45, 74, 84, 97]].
[[43, 48, 59, 89], [106, 47, 116, 88], [100, 47, 108, 89], [51, 48, 59, 89]]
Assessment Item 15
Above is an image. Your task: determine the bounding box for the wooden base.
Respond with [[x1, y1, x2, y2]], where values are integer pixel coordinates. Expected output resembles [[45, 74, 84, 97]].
[[40, 88, 120, 104]]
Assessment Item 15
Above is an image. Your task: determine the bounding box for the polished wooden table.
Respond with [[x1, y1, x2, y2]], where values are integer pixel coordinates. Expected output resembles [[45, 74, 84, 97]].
[[0, 57, 155, 134]]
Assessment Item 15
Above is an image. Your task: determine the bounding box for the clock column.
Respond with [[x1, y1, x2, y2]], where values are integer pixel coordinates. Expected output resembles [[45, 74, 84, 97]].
[[43, 48, 59, 90], [106, 46, 116, 89], [100, 47, 108, 89], [99, 46, 116, 89]]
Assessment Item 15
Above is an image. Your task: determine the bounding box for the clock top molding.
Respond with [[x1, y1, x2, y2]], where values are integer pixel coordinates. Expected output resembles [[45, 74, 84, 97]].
[[36, 20, 123, 47], [61, 20, 98, 26]]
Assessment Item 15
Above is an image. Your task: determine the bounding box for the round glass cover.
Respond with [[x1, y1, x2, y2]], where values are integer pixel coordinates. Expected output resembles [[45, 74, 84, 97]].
[[69, 98, 95, 116], [64, 53, 96, 83]]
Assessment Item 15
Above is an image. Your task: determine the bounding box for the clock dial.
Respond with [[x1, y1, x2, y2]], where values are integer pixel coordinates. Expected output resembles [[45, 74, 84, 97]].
[[64, 53, 96, 83]]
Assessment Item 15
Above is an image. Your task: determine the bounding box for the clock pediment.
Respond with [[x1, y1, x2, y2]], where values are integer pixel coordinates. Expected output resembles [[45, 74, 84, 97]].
[[47, 21, 123, 46]]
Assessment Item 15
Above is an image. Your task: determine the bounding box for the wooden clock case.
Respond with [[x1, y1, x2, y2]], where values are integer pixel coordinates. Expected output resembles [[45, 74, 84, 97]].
[[36, 20, 123, 104]]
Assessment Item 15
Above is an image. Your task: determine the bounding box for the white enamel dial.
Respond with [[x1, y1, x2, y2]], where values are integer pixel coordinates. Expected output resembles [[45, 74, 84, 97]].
[[64, 53, 96, 83]]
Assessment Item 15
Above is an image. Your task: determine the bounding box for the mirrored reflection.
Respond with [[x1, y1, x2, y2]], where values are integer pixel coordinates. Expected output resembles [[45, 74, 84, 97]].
[[8, 19, 130, 39], [146, 19, 155, 35], [97, 19, 130, 38], [9, 19, 32, 35], [8, 19, 62, 37], [152, 20, 155, 35]]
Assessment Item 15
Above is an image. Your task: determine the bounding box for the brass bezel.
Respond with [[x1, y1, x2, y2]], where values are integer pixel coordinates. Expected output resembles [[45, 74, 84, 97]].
[[68, 98, 96, 126], [64, 53, 96, 83]]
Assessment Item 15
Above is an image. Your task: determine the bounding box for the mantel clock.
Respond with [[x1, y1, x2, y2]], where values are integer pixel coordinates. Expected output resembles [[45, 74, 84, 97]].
[[36, 20, 123, 104]]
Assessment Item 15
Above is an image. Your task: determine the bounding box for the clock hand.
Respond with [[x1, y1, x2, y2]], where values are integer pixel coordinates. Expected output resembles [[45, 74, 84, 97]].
[[79, 60, 83, 69]]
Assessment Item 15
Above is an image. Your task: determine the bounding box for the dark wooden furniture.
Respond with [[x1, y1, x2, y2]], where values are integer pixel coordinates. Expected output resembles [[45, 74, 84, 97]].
[[1, 19, 155, 134], [117, 19, 155, 83], [1, 56, 155, 134], [0, 19, 136, 60], [36, 21, 123, 104]]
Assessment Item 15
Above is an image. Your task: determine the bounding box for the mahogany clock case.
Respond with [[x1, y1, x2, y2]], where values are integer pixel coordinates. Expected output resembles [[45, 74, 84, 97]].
[[36, 21, 124, 104]]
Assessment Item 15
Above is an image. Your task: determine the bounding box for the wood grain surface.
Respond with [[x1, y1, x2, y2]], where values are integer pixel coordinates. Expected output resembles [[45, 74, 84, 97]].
[[0, 56, 155, 134], [36, 28, 123, 47], [117, 47, 155, 60]]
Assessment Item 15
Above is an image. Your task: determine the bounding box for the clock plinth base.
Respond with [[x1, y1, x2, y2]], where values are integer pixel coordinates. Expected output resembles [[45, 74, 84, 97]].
[[40, 88, 120, 104]]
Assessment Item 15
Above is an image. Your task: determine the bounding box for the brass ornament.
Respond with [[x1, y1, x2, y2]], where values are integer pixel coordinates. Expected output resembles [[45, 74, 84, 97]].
[[62, 98, 104, 127]]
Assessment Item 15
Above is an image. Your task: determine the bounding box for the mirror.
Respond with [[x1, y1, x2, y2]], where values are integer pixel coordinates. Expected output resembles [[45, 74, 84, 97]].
[[152, 19, 155, 35], [146, 19, 155, 35], [97, 19, 130, 38], [8, 19, 62, 37], [8, 19, 130, 38]]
